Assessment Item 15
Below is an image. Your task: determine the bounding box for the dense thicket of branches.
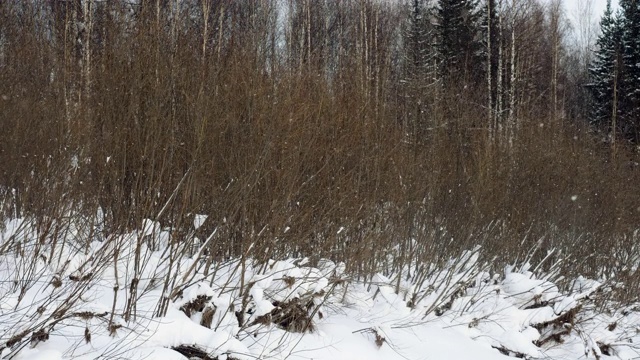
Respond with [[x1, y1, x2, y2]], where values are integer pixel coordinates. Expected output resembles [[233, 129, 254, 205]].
[[0, 0, 638, 280]]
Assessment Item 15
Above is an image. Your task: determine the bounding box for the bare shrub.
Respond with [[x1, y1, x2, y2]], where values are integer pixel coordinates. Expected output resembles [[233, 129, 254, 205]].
[[0, 0, 639, 316]]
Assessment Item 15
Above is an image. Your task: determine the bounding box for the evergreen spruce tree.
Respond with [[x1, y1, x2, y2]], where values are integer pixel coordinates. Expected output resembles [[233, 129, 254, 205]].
[[403, 0, 434, 143], [406, 0, 432, 78], [589, 0, 624, 138], [434, 0, 484, 86], [619, 0, 640, 142]]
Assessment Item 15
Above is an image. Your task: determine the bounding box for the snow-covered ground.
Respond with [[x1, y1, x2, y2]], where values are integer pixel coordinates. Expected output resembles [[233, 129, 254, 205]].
[[1, 217, 639, 360]]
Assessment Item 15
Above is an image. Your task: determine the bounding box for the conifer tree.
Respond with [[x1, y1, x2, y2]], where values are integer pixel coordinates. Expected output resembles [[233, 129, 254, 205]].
[[406, 0, 432, 74], [434, 0, 484, 86], [403, 0, 434, 144], [619, 0, 640, 142], [589, 0, 623, 140]]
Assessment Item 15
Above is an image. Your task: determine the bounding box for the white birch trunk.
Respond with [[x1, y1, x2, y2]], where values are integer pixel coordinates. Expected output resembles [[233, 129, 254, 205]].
[[508, 1, 516, 148], [497, 0, 504, 144], [487, 0, 494, 141]]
